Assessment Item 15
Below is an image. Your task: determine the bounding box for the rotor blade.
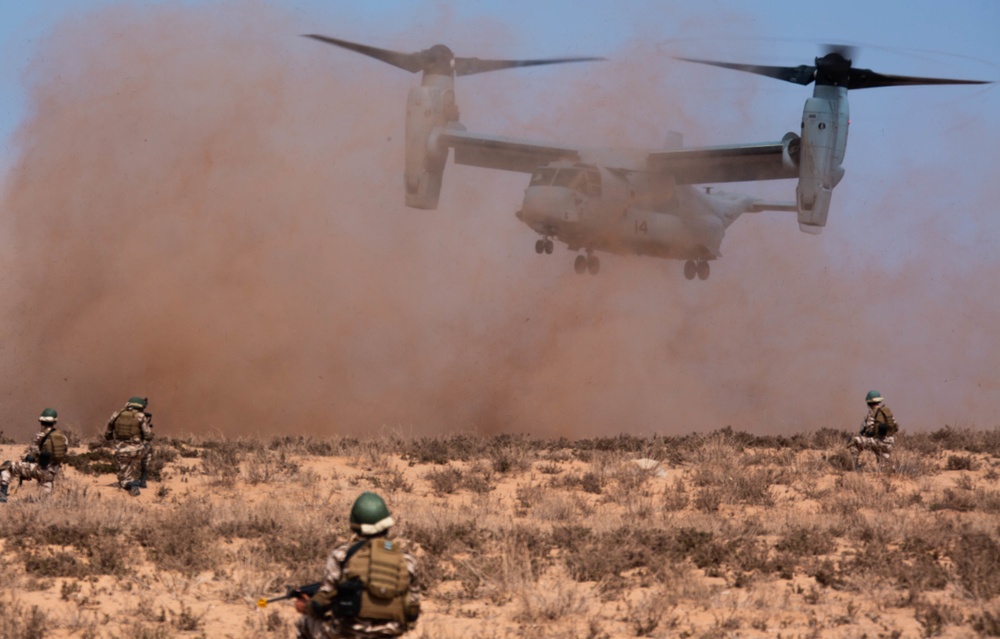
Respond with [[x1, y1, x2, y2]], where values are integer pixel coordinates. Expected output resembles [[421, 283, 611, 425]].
[[674, 56, 816, 85], [846, 68, 992, 90], [303, 34, 425, 73], [453, 55, 605, 77]]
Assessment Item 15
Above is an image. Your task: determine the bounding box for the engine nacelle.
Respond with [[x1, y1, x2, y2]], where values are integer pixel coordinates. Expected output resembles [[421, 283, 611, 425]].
[[795, 86, 849, 233], [404, 76, 458, 209]]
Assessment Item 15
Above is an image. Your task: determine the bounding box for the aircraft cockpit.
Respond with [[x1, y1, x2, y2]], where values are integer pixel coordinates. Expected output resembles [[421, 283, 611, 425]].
[[529, 166, 601, 197]]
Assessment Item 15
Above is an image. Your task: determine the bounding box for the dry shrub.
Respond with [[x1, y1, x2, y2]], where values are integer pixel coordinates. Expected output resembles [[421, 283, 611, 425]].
[[0, 597, 48, 639], [244, 448, 299, 484], [951, 532, 1000, 599], [425, 465, 465, 495], [489, 443, 533, 475], [62, 447, 117, 476], [823, 446, 856, 472], [694, 487, 722, 513], [928, 488, 977, 512], [558, 525, 715, 583], [945, 454, 979, 471], [627, 587, 678, 636], [200, 441, 243, 485], [136, 497, 218, 575], [512, 579, 586, 623], [891, 448, 937, 479], [661, 477, 689, 512], [914, 598, 963, 637], [971, 602, 1000, 637], [774, 525, 836, 557]]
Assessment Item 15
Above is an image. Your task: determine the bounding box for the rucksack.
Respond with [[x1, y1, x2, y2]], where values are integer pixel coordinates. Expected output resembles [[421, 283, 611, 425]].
[[39, 428, 68, 464], [338, 538, 411, 623], [114, 409, 141, 440], [877, 407, 899, 437]]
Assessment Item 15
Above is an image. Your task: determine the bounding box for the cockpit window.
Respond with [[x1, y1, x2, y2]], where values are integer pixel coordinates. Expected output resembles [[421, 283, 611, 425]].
[[552, 169, 582, 188], [531, 167, 601, 196], [529, 168, 557, 186]]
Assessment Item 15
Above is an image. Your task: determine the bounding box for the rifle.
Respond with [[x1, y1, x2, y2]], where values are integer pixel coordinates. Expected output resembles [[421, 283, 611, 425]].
[[257, 582, 322, 608]]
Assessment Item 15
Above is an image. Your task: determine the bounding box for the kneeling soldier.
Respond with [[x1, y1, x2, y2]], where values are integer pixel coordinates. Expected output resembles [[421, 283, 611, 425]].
[[295, 492, 421, 639], [1, 408, 67, 502], [848, 390, 899, 469]]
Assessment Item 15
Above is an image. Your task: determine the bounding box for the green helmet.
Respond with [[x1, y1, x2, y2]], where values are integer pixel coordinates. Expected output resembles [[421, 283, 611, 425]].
[[349, 492, 395, 536], [865, 390, 883, 404], [38, 408, 58, 424], [126, 396, 148, 410]]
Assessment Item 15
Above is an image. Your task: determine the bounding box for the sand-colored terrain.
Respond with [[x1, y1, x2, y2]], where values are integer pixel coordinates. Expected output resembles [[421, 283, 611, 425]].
[[0, 428, 999, 638]]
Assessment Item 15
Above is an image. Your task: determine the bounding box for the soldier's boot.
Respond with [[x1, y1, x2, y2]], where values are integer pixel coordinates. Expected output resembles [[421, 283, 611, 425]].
[[0, 483, 7, 503], [137, 470, 148, 489], [125, 481, 140, 497]]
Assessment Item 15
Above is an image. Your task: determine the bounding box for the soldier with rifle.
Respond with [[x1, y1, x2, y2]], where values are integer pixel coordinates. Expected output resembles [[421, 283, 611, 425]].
[[847, 390, 899, 470], [260, 492, 421, 639], [105, 397, 153, 496], [0, 408, 68, 502]]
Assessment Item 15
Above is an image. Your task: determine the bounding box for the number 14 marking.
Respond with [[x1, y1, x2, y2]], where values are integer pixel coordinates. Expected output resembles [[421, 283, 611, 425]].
[[634, 220, 648, 235]]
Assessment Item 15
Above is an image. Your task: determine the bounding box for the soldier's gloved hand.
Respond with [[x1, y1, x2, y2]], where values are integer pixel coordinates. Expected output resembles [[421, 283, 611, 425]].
[[294, 594, 310, 615]]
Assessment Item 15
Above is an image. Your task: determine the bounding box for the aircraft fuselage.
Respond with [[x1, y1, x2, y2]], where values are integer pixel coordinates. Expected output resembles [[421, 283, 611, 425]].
[[516, 163, 749, 275]]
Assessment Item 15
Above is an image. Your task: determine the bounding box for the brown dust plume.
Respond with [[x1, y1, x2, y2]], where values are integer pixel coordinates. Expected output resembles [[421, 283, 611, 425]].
[[1, 4, 998, 440]]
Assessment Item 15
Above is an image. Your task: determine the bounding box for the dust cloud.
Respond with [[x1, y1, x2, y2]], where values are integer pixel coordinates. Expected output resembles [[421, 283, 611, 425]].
[[1, 3, 997, 441]]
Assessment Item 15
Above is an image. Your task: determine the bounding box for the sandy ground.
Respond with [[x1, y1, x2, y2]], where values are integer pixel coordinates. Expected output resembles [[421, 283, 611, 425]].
[[0, 433, 998, 638]]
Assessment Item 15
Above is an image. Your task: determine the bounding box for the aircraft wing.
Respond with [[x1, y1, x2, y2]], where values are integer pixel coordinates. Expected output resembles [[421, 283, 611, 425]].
[[646, 139, 798, 184], [438, 128, 581, 174]]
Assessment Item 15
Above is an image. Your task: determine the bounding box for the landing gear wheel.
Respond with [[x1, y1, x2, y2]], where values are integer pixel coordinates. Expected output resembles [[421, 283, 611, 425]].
[[574, 254, 587, 274], [544, 239, 554, 254], [684, 260, 696, 280], [587, 254, 600, 275], [696, 260, 710, 280], [535, 239, 544, 254]]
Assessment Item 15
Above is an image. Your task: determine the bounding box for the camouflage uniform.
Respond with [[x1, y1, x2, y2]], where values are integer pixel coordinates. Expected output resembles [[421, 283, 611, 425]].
[[105, 403, 154, 493], [848, 402, 897, 467], [1, 459, 57, 495], [296, 536, 420, 639], [0, 421, 63, 500]]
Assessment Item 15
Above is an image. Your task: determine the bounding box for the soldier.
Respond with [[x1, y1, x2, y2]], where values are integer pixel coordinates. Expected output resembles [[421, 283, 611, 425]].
[[105, 397, 154, 496], [0, 408, 68, 503], [847, 390, 899, 469], [295, 492, 421, 639], [136, 398, 154, 488]]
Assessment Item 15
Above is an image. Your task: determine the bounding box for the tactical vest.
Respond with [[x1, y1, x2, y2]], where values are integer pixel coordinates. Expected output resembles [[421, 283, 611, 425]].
[[341, 539, 410, 622], [40, 429, 68, 464], [113, 409, 142, 440]]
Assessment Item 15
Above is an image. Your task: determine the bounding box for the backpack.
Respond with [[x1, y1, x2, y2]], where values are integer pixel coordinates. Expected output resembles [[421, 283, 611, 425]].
[[39, 428, 68, 464], [114, 409, 141, 440], [337, 539, 412, 623], [877, 406, 899, 437]]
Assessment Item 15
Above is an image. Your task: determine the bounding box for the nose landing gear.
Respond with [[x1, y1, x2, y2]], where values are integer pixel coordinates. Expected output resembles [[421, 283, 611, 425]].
[[683, 260, 710, 281], [534, 237, 554, 255]]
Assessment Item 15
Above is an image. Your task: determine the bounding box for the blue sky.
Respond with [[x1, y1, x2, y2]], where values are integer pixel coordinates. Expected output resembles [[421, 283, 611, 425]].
[[3, 1, 996, 168], [0, 1, 998, 436]]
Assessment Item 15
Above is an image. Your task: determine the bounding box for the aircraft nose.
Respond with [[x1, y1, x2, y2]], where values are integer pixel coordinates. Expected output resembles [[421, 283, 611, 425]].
[[521, 186, 578, 224]]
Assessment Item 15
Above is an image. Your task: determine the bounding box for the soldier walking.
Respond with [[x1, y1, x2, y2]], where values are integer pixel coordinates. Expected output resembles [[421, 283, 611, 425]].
[[105, 397, 154, 496]]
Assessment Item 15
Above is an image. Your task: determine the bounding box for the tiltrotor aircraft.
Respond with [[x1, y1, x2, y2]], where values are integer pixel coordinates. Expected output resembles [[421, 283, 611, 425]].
[[306, 36, 989, 279]]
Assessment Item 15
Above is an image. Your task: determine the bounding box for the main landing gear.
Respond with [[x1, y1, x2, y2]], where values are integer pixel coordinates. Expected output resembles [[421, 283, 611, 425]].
[[574, 252, 600, 275], [683, 260, 710, 281], [534, 238, 554, 255]]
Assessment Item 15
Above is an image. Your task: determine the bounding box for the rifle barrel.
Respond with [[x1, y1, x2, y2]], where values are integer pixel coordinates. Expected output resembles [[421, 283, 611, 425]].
[[257, 581, 322, 608]]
